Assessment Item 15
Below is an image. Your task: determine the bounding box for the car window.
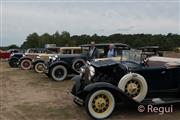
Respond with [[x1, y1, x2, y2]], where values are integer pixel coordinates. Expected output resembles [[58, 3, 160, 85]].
[[73, 49, 81, 54], [62, 49, 72, 54]]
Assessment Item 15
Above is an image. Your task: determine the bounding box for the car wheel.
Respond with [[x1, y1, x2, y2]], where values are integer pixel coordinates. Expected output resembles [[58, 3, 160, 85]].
[[72, 59, 86, 73], [85, 90, 115, 120], [9, 58, 18, 68], [118, 73, 148, 102], [34, 62, 45, 73], [20, 59, 32, 70], [51, 65, 67, 81]]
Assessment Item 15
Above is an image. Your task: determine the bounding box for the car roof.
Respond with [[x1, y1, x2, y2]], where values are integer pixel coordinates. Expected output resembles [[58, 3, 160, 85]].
[[60, 47, 81, 49], [138, 46, 159, 49], [80, 43, 129, 48], [28, 48, 46, 50]]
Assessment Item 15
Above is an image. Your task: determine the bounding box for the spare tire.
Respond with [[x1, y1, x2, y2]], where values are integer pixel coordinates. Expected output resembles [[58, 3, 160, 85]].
[[72, 59, 86, 73], [118, 73, 148, 102]]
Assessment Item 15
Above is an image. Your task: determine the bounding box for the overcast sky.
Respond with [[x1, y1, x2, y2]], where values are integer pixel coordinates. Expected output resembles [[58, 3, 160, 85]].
[[1, 0, 180, 46]]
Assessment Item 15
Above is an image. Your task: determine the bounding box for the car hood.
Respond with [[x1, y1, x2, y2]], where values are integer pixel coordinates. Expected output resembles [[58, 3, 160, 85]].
[[91, 59, 119, 68]]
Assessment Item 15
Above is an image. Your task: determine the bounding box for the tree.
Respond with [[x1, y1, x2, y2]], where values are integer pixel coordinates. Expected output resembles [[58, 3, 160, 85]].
[[8, 44, 19, 49]]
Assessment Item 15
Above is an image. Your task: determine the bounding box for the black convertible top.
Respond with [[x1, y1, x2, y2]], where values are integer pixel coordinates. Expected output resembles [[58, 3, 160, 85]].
[[91, 59, 118, 68]]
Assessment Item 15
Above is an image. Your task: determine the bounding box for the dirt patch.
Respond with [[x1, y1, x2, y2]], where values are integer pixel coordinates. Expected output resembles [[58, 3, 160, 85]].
[[0, 60, 180, 120]]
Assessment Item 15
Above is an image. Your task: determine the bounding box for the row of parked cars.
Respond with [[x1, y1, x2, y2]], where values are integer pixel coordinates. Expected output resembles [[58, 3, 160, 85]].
[[7, 43, 180, 119]]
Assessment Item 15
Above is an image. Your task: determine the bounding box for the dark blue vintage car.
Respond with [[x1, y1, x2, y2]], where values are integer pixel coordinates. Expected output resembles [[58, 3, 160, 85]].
[[8, 53, 24, 67], [44, 43, 129, 81], [70, 50, 180, 119]]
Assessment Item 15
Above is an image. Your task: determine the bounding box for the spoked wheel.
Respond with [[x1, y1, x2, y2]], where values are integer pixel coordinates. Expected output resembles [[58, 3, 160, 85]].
[[125, 79, 141, 98], [85, 90, 115, 120], [34, 62, 45, 73], [20, 59, 32, 70], [72, 59, 86, 73], [118, 73, 148, 102], [51, 65, 67, 81]]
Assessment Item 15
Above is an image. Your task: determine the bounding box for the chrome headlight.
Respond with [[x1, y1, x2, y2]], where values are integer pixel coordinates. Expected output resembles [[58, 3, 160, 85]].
[[55, 55, 58, 58], [52, 57, 56, 61], [79, 67, 85, 77], [10, 53, 14, 57], [89, 66, 95, 78], [36, 55, 40, 59], [81, 65, 95, 81], [49, 56, 52, 59]]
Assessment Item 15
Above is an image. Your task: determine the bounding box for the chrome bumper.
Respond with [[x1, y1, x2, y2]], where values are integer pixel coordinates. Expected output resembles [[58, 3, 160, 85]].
[[67, 90, 84, 106]]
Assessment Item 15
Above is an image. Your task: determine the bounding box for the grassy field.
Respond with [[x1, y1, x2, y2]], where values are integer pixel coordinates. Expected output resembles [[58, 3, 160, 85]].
[[0, 60, 180, 120]]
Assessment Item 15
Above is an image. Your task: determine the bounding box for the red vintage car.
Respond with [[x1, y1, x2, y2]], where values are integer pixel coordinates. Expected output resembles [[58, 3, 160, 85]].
[[0, 50, 11, 59]]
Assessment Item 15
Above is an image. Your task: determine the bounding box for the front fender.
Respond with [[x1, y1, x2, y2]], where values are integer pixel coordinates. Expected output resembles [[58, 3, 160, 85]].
[[9, 57, 19, 61], [19, 57, 32, 62], [48, 61, 71, 73], [79, 82, 139, 105]]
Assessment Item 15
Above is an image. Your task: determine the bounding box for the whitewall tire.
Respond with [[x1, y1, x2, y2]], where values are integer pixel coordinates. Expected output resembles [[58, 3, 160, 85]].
[[20, 59, 32, 70], [85, 90, 115, 119], [72, 59, 86, 73], [51, 65, 67, 81], [118, 73, 148, 102], [34, 62, 45, 73]]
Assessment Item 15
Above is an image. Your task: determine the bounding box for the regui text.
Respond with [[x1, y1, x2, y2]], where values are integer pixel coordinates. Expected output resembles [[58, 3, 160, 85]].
[[147, 105, 173, 115]]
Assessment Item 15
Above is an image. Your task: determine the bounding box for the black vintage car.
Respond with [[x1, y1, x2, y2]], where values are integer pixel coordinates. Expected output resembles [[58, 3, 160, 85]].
[[70, 50, 180, 119], [44, 43, 129, 81], [138, 46, 163, 59], [8, 53, 24, 67]]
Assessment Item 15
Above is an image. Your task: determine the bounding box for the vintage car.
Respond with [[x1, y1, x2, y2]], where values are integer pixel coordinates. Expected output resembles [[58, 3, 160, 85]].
[[8, 53, 24, 67], [0, 50, 11, 59], [44, 43, 129, 81], [32, 47, 81, 73], [70, 50, 180, 119], [18, 47, 70, 70], [138, 46, 163, 59]]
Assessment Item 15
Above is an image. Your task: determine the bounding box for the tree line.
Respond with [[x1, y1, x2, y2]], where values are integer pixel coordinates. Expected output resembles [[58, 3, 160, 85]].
[[18, 31, 180, 51]]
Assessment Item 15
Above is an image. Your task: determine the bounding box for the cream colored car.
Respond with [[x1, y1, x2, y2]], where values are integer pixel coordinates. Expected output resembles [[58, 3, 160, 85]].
[[32, 47, 81, 73]]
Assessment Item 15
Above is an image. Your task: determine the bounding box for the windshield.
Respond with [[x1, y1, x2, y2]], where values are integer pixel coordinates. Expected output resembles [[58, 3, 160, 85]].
[[122, 49, 142, 64]]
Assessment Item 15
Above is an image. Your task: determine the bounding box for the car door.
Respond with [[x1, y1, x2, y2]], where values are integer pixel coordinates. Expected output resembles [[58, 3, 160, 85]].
[[133, 67, 178, 91]]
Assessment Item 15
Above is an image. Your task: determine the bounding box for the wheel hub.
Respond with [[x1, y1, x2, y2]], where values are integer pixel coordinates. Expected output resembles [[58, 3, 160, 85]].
[[92, 94, 109, 113], [23, 62, 30, 67], [125, 79, 141, 97], [55, 69, 64, 77], [127, 83, 138, 95], [37, 65, 43, 70]]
